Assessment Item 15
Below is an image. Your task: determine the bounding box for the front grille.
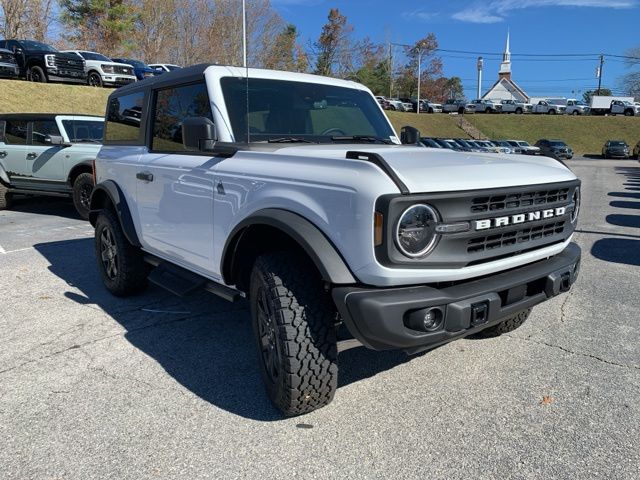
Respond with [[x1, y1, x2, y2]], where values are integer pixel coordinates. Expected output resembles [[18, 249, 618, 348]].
[[468, 221, 566, 254], [53, 56, 85, 72], [114, 65, 133, 75], [471, 188, 570, 213], [0, 52, 15, 63]]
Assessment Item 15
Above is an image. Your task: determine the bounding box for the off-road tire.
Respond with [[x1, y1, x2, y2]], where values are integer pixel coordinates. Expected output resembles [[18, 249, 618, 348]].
[[94, 209, 148, 296], [27, 65, 47, 83], [475, 308, 532, 338], [72, 172, 94, 220], [0, 183, 12, 209], [250, 252, 338, 416]]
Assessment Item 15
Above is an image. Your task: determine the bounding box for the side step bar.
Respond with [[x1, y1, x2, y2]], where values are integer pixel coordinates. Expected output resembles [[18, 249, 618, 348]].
[[145, 255, 244, 302]]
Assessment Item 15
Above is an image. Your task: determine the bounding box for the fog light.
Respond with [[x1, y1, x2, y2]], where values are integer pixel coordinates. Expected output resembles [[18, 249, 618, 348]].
[[405, 307, 444, 332]]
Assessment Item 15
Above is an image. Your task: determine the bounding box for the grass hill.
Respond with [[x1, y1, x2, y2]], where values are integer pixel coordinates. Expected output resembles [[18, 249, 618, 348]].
[[1, 80, 638, 155]]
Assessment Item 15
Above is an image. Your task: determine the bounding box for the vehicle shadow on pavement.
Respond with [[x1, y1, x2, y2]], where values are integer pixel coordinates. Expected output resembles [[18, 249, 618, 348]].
[[34, 238, 423, 421], [8, 196, 81, 220]]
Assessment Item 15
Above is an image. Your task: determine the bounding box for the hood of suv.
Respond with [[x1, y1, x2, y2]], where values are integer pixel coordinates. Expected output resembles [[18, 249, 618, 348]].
[[272, 145, 576, 193]]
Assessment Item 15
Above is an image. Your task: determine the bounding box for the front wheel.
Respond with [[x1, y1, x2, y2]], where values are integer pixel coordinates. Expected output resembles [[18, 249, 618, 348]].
[[72, 172, 94, 220], [250, 252, 338, 416], [549, 109, 556, 115], [27, 65, 47, 83], [515, 108, 523, 114], [94, 209, 149, 296], [87, 72, 103, 87], [475, 308, 532, 338]]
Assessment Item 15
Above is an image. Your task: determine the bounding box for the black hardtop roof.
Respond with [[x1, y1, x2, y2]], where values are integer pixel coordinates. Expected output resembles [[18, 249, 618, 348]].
[[109, 63, 213, 98], [0, 113, 103, 121]]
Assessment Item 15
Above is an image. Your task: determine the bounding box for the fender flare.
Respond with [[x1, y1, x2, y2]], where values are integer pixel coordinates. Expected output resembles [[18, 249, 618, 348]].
[[67, 160, 94, 186], [222, 209, 357, 286], [89, 180, 141, 247]]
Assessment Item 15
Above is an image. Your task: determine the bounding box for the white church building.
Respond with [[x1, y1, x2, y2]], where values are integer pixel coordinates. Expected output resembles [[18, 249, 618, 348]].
[[482, 32, 530, 103]]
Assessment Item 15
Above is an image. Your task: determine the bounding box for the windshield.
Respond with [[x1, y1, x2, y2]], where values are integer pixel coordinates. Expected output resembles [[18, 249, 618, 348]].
[[19, 40, 57, 52], [549, 141, 567, 147], [608, 141, 627, 147], [62, 120, 104, 142], [517, 141, 530, 147], [221, 77, 396, 144], [80, 51, 111, 62], [166, 65, 180, 71]]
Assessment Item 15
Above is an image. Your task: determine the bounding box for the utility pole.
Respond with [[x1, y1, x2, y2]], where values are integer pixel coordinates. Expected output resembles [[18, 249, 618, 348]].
[[476, 57, 483, 100], [596, 54, 604, 95], [388, 42, 393, 98], [416, 47, 422, 114], [242, 0, 247, 67]]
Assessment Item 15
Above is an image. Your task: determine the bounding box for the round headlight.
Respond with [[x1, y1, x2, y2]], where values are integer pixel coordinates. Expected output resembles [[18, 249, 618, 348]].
[[395, 204, 440, 258], [571, 187, 580, 223]]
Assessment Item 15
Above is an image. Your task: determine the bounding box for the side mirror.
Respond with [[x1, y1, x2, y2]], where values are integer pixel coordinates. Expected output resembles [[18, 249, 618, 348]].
[[400, 126, 421, 145], [15, 48, 23, 55], [45, 134, 67, 146], [182, 117, 216, 151]]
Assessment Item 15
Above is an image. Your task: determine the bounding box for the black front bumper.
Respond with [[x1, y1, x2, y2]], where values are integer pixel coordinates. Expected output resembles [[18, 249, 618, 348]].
[[333, 243, 581, 354]]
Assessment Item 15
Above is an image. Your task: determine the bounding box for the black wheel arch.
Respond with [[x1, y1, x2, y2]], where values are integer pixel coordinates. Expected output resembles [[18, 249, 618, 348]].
[[222, 209, 357, 291], [67, 161, 94, 186], [89, 180, 141, 247]]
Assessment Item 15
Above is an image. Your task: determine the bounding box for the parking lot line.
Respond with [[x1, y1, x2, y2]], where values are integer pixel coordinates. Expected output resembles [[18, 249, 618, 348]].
[[0, 244, 6, 254]]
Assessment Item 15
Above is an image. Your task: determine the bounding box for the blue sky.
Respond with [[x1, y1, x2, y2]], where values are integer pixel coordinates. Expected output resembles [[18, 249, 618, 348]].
[[272, 0, 640, 99]]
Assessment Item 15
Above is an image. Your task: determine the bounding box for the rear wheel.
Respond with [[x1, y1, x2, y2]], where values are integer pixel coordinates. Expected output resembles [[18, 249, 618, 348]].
[[515, 108, 523, 114], [250, 252, 338, 416], [474, 308, 532, 338], [27, 65, 47, 83], [94, 209, 148, 296], [624, 109, 634, 116], [72, 172, 94, 220], [549, 109, 556, 115], [572, 110, 579, 116], [0, 183, 12, 210]]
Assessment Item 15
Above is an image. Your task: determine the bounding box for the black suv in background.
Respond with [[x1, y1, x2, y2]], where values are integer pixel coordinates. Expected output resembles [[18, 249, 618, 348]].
[[602, 140, 630, 159], [0, 39, 86, 84], [0, 48, 18, 78], [535, 139, 574, 160]]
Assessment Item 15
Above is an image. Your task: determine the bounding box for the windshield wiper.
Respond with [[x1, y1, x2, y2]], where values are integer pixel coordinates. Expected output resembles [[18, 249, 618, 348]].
[[330, 135, 394, 145], [267, 137, 318, 144], [72, 138, 101, 143]]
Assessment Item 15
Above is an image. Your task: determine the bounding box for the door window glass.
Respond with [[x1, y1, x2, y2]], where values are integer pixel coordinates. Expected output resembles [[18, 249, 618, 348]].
[[152, 82, 213, 152], [105, 91, 145, 143], [3, 120, 28, 145], [32, 120, 61, 146]]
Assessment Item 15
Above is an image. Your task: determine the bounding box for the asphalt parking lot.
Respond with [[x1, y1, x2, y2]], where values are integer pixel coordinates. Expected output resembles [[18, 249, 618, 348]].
[[1, 157, 639, 479]]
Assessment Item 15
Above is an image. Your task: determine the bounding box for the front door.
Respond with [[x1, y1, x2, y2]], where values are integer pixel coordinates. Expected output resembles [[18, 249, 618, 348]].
[[27, 119, 67, 187], [135, 81, 216, 274], [0, 119, 30, 187]]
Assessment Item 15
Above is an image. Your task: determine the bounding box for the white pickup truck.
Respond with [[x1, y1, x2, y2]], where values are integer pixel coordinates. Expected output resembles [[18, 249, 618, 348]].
[[564, 99, 590, 116], [89, 65, 581, 416], [499, 99, 531, 114], [532, 100, 566, 115], [589, 96, 639, 116]]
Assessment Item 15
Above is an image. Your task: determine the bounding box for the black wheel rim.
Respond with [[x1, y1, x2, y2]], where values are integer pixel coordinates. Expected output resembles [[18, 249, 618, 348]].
[[30, 70, 41, 82], [79, 183, 92, 210], [89, 74, 100, 87], [256, 286, 280, 384], [100, 227, 118, 280]]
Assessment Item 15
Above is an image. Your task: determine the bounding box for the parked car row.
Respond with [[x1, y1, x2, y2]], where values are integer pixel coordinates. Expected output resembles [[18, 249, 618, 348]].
[[602, 140, 640, 159], [419, 137, 542, 155], [0, 38, 181, 88]]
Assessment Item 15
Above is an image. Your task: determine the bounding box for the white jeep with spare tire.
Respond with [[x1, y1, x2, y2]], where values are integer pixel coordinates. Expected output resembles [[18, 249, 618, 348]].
[[89, 65, 582, 416]]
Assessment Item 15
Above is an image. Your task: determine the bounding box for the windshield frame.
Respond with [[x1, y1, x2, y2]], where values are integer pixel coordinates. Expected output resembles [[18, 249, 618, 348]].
[[79, 51, 111, 62], [220, 76, 397, 144], [19, 40, 58, 52]]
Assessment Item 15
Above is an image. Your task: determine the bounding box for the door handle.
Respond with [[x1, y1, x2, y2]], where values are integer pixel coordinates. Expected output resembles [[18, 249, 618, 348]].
[[136, 171, 154, 182], [27, 152, 37, 159]]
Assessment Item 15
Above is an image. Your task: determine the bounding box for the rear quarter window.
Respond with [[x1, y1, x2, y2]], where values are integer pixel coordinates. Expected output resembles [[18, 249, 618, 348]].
[[105, 91, 145, 144]]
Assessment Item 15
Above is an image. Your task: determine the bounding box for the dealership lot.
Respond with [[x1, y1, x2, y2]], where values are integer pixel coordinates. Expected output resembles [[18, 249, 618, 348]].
[[0, 157, 639, 479]]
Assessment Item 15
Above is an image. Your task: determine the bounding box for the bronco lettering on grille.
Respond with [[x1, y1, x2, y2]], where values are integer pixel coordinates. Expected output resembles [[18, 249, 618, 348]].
[[475, 207, 567, 230]]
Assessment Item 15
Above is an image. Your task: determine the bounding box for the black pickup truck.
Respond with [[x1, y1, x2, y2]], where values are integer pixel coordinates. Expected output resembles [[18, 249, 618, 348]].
[[0, 39, 86, 84]]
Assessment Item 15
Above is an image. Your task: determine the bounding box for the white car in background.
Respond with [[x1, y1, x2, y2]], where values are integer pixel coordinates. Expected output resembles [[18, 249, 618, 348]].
[[565, 99, 590, 116], [532, 100, 566, 115], [63, 50, 137, 87], [386, 98, 412, 112], [504, 140, 541, 155], [148, 63, 182, 74]]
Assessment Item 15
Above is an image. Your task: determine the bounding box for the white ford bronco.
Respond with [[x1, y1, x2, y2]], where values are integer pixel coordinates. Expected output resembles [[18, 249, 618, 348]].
[[89, 65, 581, 416]]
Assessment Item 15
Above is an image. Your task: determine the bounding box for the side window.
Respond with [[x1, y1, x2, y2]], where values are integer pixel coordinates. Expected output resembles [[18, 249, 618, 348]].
[[32, 120, 61, 146], [152, 82, 212, 152], [3, 120, 28, 145], [105, 91, 145, 143]]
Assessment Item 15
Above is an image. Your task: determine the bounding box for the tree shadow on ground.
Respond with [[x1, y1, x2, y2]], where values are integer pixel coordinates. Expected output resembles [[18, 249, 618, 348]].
[[34, 237, 426, 421]]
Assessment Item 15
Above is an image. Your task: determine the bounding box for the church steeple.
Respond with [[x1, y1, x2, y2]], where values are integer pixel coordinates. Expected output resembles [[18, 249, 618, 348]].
[[499, 29, 511, 79]]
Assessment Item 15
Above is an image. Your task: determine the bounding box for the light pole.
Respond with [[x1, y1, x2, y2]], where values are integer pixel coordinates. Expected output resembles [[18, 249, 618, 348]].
[[242, 0, 247, 67], [416, 47, 423, 114], [476, 56, 483, 100]]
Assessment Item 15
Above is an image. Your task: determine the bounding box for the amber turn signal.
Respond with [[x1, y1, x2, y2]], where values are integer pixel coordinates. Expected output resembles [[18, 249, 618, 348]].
[[374, 212, 384, 246]]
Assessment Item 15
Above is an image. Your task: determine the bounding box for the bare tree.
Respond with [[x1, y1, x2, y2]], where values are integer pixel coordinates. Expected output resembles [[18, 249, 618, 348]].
[[0, 0, 29, 38]]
